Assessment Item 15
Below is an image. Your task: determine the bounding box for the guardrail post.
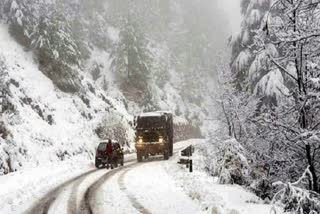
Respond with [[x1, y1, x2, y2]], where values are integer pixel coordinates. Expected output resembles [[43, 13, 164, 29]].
[[189, 159, 193, 172]]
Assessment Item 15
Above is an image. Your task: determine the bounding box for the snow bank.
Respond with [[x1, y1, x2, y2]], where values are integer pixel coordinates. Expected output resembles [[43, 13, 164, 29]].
[[0, 156, 93, 213], [124, 162, 203, 214], [164, 139, 282, 214]]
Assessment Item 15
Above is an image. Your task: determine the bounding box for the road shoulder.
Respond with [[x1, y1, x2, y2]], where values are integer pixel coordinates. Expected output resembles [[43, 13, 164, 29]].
[[164, 139, 278, 214]]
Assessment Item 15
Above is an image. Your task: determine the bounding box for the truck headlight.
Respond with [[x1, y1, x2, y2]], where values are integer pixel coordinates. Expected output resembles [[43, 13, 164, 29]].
[[138, 137, 143, 144], [159, 136, 163, 143]]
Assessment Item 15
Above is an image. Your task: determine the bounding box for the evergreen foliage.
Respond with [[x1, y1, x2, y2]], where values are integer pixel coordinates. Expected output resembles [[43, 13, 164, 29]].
[[110, 17, 151, 91], [0, 0, 228, 120], [231, 0, 279, 99]]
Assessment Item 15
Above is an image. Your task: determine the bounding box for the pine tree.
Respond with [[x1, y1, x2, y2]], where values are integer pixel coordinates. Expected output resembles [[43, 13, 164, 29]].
[[2, 0, 35, 48], [172, 0, 225, 107], [1, 0, 84, 93], [30, 9, 82, 92], [110, 16, 151, 91], [230, 0, 285, 103], [31, 12, 82, 66]]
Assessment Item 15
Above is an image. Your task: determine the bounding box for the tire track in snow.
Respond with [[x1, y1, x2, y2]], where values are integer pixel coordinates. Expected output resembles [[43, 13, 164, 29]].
[[26, 152, 179, 214], [78, 160, 138, 214], [118, 168, 151, 214], [67, 170, 96, 214], [115, 152, 180, 214], [25, 169, 98, 214]]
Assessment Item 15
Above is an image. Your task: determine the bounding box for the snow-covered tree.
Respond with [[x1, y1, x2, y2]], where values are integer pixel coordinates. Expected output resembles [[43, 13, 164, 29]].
[[216, 51, 260, 141], [272, 167, 320, 213], [231, 0, 287, 103], [33, 11, 83, 92], [0, 0, 84, 92], [110, 16, 152, 91], [230, 1, 320, 202], [0, 56, 10, 116], [258, 0, 320, 194], [1, 0, 35, 47]]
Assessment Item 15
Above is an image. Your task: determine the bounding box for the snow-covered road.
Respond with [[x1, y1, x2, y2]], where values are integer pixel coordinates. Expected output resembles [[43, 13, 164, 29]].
[[0, 139, 278, 214], [94, 156, 203, 214], [0, 143, 190, 214]]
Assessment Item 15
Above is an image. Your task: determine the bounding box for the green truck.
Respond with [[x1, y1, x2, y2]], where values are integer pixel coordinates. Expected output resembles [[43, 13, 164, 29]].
[[134, 111, 173, 162]]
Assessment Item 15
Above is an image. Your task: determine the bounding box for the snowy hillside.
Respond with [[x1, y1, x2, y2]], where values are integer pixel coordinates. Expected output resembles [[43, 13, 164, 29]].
[[0, 0, 223, 177], [0, 22, 204, 174], [0, 23, 133, 174]]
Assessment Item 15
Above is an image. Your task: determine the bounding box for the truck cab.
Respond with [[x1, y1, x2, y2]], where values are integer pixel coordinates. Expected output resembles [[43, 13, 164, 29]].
[[134, 112, 173, 162]]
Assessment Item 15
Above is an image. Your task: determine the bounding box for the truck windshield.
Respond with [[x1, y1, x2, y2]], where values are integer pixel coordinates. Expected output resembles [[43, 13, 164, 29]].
[[97, 143, 107, 151]]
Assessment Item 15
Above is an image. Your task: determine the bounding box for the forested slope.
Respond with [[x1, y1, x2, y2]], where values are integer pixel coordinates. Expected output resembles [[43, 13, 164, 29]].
[[0, 0, 229, 174]]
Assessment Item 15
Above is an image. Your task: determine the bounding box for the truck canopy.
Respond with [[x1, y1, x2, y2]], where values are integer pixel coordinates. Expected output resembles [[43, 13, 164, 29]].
[[135, 112, 172, 130]]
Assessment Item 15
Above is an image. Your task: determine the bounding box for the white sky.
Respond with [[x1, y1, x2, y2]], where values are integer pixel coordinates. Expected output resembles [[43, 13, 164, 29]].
[[217, 0, 242, 34]]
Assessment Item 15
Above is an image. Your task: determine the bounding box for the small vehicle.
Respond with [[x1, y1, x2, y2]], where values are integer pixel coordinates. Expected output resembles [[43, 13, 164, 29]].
[[95, 140, 124, 169], [134, 111, 174, 162]]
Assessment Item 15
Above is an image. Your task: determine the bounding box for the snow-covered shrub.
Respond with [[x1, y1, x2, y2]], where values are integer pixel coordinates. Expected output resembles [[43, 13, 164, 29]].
[[0, 56, 12, 140], [0, 118, 10, 140], [217, 139, 250, 185], [272, 168, 320, 214], [0, 135, 19, 175], [95, 112, 133, 149], [0, 139, 10, 175], [250, 171, 273, 200], [196, 138, 219, 177]]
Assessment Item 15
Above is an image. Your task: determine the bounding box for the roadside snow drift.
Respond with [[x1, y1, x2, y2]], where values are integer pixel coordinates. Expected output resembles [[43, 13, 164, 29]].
[[164, 139, 282, 214]]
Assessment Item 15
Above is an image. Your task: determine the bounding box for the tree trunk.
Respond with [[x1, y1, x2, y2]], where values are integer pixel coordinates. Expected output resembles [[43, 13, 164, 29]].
[[291, 5, 318, 192], [221, 102, 232, 137], [306, 144, 319, 193]]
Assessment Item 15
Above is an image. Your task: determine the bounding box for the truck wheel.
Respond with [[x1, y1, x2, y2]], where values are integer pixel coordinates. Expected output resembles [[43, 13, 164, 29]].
[[170, 138, 173, 156], [137, 153, 143, 162], [164, 151, 169, 160]]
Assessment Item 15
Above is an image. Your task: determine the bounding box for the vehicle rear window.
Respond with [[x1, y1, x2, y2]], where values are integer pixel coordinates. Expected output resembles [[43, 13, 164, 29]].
[[98, 143, 107, 151]]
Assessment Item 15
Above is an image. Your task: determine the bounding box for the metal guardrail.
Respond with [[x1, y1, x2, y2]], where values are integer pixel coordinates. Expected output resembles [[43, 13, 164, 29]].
[[180, 145, 194, 157], [178, 145, 194, 172]]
